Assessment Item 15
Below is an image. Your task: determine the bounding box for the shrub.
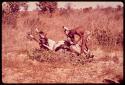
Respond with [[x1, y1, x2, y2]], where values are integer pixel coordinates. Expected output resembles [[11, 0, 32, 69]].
[[2, 13, 18, 28], [94, 29, 113, 46], [27, 48, 94, 65]]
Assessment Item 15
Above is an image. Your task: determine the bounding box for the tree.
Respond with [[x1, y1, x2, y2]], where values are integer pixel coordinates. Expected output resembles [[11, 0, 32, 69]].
[[37, 2, 57, 14], [2, 2, 11, 15], [2, 2, 29, 14], [65, 3, 72, 10], [7, 2, 20, 13], [116, 5, 122, 11], [19, 2, 28, 11]]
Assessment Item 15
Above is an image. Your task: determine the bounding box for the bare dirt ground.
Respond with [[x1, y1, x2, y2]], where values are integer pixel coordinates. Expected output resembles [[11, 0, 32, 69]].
[[2, 8, 123, 83]]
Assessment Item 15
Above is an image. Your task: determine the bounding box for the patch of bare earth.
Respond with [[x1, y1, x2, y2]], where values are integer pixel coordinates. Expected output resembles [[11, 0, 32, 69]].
[[2, 48, 123, 83]]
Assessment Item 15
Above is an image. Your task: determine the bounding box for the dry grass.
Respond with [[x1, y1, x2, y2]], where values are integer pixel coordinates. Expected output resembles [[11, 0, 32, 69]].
[[2, 7, 123, 83]]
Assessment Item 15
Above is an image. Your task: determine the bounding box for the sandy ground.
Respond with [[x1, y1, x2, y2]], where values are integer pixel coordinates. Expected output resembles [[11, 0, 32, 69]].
[[2, 48, 123, 83]]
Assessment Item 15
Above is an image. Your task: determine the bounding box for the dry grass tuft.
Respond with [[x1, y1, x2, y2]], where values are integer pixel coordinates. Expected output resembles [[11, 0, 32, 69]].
[[27, 48, 94, 66]]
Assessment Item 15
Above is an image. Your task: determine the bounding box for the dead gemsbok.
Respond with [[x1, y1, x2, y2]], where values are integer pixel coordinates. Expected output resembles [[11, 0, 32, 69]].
[[27, 28, 81, 55], [27, 28, 56, 50]]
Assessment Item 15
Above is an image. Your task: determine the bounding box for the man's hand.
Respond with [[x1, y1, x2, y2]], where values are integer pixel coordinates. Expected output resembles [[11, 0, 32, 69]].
[[71, 41, 77, 45]]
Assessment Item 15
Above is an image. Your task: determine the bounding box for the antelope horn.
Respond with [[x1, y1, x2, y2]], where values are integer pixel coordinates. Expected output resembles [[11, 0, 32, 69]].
[[27, 33, 39, 43], [63, 26, 70, 30], [35, 28, 39, 33], [29, 34, 34, 38]]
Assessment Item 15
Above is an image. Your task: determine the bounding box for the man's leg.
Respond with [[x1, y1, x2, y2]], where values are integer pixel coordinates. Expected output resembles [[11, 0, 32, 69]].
[[81, 37, 87, 55], [81, 38, 91, 58]]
